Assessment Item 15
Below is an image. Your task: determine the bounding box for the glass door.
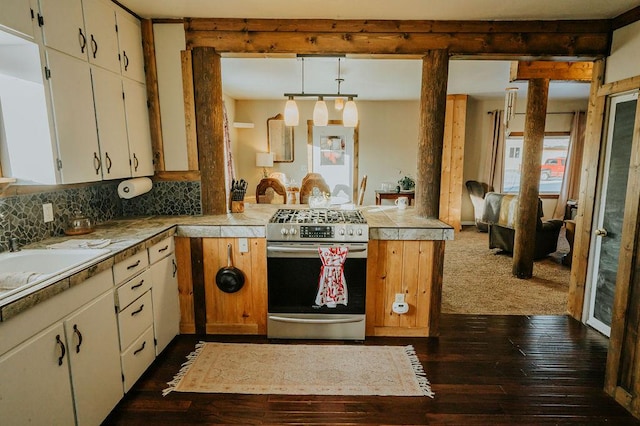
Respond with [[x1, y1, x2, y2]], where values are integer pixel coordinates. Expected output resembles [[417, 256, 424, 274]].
[[585, 91, 638, 336]]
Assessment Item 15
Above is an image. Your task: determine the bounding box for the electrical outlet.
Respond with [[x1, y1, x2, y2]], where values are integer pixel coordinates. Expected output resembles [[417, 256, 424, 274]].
[[239, 238, 249, 253], [395, 293, 405, 304], [43, 203, 54, 223]]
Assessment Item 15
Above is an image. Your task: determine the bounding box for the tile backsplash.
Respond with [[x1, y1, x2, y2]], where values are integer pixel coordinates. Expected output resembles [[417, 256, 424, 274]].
[[0, 180, 202, 252]]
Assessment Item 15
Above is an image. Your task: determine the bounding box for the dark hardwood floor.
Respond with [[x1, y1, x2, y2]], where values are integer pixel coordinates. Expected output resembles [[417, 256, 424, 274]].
[[103, 314, 640, 425]]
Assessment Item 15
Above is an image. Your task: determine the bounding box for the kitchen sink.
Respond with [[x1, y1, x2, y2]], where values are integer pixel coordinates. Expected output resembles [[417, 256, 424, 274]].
[[0, 248, 111, 297]]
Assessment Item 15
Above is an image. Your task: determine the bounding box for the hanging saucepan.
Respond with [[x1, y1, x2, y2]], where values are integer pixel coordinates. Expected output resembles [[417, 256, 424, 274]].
[[215, 243, 245, 293]]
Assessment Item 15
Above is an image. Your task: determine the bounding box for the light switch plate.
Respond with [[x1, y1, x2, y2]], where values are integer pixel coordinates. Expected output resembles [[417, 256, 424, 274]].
[[395, 293, 405, 304], [239, 238, 249, 253], [43, 203, 54, 223]]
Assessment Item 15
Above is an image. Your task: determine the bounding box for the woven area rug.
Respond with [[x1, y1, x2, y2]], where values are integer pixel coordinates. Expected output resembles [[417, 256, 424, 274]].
[[163, 342, 433, 397]]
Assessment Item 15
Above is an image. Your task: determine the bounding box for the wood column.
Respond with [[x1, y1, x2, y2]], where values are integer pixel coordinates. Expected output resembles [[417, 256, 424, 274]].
[[512, 78, 549, 278], [192, 47, 227, 214], [416, 49, 449, 218], [141, 19, 164, 172]]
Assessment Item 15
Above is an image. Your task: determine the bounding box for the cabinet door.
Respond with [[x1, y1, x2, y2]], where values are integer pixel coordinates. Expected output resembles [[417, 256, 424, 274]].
[[81, 0, 120, 73], [0, 0, 34, 38], [123, 78, 154, 176], [46, 48, 101, 183], [39, 0, 88, 60], [91, 66, 131, 179], [116, 10, 145, 83], [65, 291, 123, 426], [151, 253, 180, 355], [0, 324, 75, 425]]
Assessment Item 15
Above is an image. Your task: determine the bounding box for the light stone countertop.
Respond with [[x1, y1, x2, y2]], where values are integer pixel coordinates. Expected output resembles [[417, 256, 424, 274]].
[[0, 203, 452, 321]]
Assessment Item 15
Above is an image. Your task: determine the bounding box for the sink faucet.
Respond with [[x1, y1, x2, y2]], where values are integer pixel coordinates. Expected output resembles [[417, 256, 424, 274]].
[[0, 212, 21, 252]]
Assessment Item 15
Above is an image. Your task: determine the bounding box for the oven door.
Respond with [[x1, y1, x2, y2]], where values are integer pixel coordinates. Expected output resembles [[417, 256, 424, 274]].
[[266, 241, 367, 339]]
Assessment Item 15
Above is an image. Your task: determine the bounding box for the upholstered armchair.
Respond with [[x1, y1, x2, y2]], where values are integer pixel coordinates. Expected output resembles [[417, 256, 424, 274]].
[[465, 180, 491, 232], [482, 192, 563, 259]]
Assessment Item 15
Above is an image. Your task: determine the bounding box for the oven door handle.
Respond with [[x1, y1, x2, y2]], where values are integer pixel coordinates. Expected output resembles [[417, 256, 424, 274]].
[[268, 315, 364, 325], [267, 246, 367, 254]]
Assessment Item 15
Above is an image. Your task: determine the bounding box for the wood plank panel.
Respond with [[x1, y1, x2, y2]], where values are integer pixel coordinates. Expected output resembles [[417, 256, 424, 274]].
[[366, 239, 444, 337], [141, 19, 164, 172], [202, 238, 267, 335], [567, 59, 606, 318], [190, 237, 206, 334], [510, 61, 593, 82], [186, 31, 609, 57], [175, 237, 195, 333], [439, 97, 454, 226], [180, 50, 199, 171], [185, 18, 612, 34]]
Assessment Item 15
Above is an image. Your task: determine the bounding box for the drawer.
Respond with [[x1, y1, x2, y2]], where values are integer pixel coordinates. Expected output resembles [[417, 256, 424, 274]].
[[121, 326, 155, 393], [117, 290, 153, 350], [148, 237, 174, 264], [113, 251, 149, 285], [116, 269, 153, 311]]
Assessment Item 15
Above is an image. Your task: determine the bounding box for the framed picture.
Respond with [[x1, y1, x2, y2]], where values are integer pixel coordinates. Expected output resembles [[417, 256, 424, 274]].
[[319, 136, 346, 165], [267, 113, 294, 162]]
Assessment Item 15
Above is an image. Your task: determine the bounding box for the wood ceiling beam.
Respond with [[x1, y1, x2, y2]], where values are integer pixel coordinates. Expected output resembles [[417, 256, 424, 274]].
[[184, 18, 611, 59], [510, 61, 594, 82]]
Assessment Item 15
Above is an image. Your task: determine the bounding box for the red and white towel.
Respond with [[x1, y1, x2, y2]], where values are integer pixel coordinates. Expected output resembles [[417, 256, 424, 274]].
[[315, 246, 348, 308]]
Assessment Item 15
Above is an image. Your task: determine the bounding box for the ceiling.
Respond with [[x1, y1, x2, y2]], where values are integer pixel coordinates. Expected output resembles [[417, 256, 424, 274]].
[[120, 0, 640, 101]]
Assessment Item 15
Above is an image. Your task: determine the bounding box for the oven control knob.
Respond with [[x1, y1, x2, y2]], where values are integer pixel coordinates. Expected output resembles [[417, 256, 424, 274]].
[[348, 229, 354, 236], [339, 229, 345, 236], [281, 228, 289, 236], [289, 227, 297, 235], [357, 229, 363, 236]]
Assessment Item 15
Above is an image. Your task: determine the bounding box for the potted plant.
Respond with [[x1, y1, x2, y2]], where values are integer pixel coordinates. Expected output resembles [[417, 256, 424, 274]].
[[398, 176, 415, 191]]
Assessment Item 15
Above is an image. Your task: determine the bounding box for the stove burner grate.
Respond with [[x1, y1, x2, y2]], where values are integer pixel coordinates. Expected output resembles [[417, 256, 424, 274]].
[[270, 209, 366, 225]]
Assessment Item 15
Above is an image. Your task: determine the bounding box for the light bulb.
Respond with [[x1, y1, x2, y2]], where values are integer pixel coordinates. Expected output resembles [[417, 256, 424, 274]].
[[334, 98, 345, 111], [313, 97, 329, 126], [343, 98, 358, 127], [284, 98, 299, 126]]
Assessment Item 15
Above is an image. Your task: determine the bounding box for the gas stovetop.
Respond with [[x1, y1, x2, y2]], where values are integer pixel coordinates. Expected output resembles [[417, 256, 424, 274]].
[[267, 209, 368, 242], [269, 209, 366, 224]]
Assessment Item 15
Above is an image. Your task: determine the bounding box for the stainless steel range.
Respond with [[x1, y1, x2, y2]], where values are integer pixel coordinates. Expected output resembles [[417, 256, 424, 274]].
[[266, 208, 368, 340]]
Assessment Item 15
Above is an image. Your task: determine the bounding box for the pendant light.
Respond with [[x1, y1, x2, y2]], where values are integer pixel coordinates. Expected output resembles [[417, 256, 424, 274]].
[[343, 96, 358, 127], [503, 87, 518, 129], [313, 96, 329, 126], [284, 96, 299, 126]]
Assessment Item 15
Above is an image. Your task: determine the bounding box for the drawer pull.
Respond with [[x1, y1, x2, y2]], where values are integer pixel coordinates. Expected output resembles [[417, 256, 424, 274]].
[[73, 324, 83, 354], [127, 260, 141, 270], [55, 334, 66, 366], [131, 280, 144, 290], [131, 304, 144, 316], [133, 341, 146, 355], [172, 259, 177, 277], [158, 245, 169, 253]]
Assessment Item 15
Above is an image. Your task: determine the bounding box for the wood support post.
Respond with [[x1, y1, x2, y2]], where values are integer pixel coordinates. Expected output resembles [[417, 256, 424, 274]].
[[141, 19, 164, 172], [192, 47, 227, 215], [512, 78, 549, 278], [416, 49, 449, 218]]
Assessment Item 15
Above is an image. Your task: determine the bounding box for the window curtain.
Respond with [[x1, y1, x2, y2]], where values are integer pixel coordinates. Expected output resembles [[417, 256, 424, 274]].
[[223, 101, 236, 207], [552, 111, 587, 219], [485, 110, 505, 192]]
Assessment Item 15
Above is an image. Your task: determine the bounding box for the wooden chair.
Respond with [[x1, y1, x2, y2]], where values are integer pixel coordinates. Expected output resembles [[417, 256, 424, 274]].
[[357, 175, 367, 205], [256, 178, 287, 204], [299, 173, 330, 204]]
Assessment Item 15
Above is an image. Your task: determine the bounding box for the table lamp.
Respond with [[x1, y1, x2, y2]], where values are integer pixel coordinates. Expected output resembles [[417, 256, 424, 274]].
[[256, 152, 274, 178]]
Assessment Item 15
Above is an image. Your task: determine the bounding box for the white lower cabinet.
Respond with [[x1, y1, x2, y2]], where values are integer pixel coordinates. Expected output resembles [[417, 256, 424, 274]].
[[65, 291, 123, 426], [0, 269, 121, 426], [151, 252, 180, 355], [0, 323, 76, 425]]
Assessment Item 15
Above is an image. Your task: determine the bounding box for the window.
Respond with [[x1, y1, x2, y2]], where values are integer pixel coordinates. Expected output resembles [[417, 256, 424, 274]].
[[502, 134, 570, 194]]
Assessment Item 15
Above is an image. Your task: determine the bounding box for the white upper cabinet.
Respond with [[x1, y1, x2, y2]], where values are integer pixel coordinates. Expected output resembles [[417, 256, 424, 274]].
[[124, 78, 154, 177], [39, 0, 120, 73], [82, 0, 120, 73], [91, 66, 131, 179], [38, 0, 88, 60], [116, 10, 145, 83], [0, 0, 35, 38], [46, 48, 102, 184]]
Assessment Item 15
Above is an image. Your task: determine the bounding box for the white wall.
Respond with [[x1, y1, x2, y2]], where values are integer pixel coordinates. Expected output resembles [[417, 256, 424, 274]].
[[605, 20, 640, 85]]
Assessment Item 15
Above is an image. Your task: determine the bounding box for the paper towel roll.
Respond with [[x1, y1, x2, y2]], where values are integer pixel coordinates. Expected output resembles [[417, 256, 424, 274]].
[[118, 177, 153, 199]]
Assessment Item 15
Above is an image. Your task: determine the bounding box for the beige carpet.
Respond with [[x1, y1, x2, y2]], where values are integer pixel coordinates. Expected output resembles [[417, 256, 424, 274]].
[[164, 342, 433, 397], [442, 226, 571, 315]]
